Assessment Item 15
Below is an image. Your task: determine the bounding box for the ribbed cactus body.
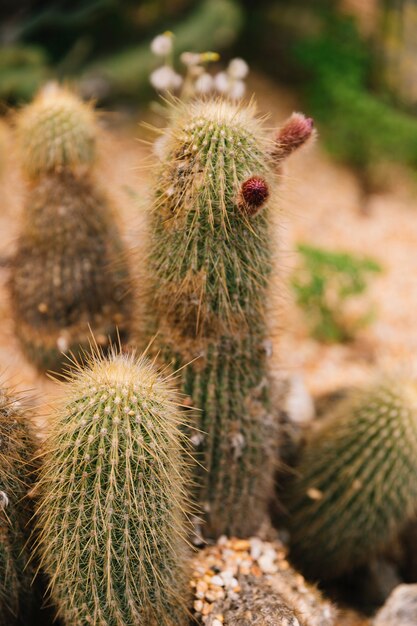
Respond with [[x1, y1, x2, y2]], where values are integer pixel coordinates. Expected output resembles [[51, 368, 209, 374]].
[[144, 100, 314, 537], [10, 172, 131, 372], [17, 85, 95, 178], [10, 86, 131, 372], [0, 387, 37, 625], [286, 380, 417, 580], [35, 352, 190, 626]]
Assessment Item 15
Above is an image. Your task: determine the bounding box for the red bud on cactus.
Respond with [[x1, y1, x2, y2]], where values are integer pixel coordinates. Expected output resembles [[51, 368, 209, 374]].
[[272, 113, 315, 163], [238, 176, 269, 216]]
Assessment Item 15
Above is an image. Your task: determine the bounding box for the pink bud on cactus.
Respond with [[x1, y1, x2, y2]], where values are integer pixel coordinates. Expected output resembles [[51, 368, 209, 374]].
[[272, 113, 315, 163], [238, 176, 269, 216]]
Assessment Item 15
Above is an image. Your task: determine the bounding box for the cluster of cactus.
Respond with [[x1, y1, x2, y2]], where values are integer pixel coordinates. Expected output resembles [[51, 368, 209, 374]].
[[285, 378, 417, 580], [4, 75, 413, 626], [34, 350, 191, 626], [0, 385, 38, 625], [141, 98, 314, 537], [9, 84, 132, 373]]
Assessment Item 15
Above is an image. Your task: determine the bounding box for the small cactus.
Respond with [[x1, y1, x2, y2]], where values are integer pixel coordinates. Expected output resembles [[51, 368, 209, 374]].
[[285, 379, 417, 580], [142, 98, 314, 538], [0, 386, 37, 625], [10, 85, 131, 372], [34, 350, 191, 626], [17, 84, 96, 179]]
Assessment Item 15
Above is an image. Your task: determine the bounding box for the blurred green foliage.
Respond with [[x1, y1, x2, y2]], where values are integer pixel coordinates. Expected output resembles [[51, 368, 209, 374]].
[[0, 0, 242, 103], [248, 0, 417, 178], [292, 244, 382, 343]]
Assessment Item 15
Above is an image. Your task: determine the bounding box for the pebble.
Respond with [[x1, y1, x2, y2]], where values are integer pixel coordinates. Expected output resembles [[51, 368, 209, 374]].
[[190, 535, 288, 623]]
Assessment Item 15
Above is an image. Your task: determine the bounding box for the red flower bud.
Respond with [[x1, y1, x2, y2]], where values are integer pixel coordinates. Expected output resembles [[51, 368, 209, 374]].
[[272, 113, 315, 163], [238, 176, 269, 216]]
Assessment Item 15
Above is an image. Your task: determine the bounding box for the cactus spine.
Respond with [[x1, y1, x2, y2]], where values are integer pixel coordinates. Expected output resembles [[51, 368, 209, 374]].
[[286, 379, 417, 580], [34, 350, 191, 626], [143, 99, 314, 537], [10, 85, 131, 373], [0, 386, 37, 625]]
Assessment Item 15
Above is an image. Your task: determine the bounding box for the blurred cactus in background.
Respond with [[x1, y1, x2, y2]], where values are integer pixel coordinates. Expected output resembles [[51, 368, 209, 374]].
[[286, 378, 417, 581], [9, 85, 132, 372], [0, 386, 38, 626], [141, 97, 314, 538], [34, 350, 191, 626]]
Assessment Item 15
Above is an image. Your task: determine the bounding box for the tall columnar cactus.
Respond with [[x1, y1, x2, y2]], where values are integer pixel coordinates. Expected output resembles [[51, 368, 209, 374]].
[[143, 99, 314, 538], [285, 378, 417, 581], [9, 85, 131, 373], [0, 386, 37, 625], [34, 350, 191, 626]]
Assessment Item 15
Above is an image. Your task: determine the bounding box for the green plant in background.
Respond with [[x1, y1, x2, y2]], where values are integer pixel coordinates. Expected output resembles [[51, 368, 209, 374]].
[[141, 98, 314, 538], [248, 0, 417, 194], [291, 244, 382, 343], [9, 84, 132, 372], [0, 386, 38, 626], [34, 350, 191, 626], [285, 378, 417, 581], [0, 0, 243, 103]]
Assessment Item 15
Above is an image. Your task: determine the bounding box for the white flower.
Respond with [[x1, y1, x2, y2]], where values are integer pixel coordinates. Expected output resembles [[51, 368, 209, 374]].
[[229, 79, 246, 100], [171, 71, 183, 89], [150, 66, 182, 91], [228, 57, 249, 79], [180, 52, 201, 66], [214, 71, 229, 93], [195, 72, 214, 94], [150, 33, 173, 57]]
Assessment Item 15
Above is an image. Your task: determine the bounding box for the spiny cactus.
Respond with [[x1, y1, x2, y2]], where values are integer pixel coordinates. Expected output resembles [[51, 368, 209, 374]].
[[10, 85, 131, 372], [34, 350, 191, 626], [285, 378, 417, 580], [17, 83, 96, 178], [0, 386, 38, 625], [142, 98, 314, 538]]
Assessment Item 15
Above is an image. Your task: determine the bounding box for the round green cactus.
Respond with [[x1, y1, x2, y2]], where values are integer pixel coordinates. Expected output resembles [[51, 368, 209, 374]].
[[142, 98, 314, 538], [286, 378, 417, 580], [17, 83, 96, 179], [0, 386, 38, 625], [34, 350, 191, 626]]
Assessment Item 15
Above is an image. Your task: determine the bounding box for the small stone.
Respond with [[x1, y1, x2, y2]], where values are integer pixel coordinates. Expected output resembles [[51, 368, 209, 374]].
[[258, 554, 278, 574], [194, 600, 203, 613], [249, 537, 263, 560]]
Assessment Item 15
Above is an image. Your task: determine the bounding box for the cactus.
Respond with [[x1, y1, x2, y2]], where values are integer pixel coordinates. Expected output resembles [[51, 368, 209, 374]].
[[17, 84, 96, 179], [142, 98, 314, 538], [285, 378, 417, 580], [0, 386, 38, 625], [34, 350, 191, 626], [10, 85, 131, 372]]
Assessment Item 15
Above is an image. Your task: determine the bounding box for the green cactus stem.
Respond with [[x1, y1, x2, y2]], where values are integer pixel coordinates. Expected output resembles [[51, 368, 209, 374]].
[[0, 386, 38, 626], [286, 378, 417, 580], [10, 86, 132, 372], [142, 98, 314, 538], [34, 350, 191, 626]]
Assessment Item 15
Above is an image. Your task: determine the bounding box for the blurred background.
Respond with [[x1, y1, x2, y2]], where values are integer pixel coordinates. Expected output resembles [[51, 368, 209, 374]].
[[1, 0, 417, 403]]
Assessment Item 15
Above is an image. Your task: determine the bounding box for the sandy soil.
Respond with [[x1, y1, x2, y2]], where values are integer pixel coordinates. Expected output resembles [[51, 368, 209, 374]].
[[2, 74, 414, 624]]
